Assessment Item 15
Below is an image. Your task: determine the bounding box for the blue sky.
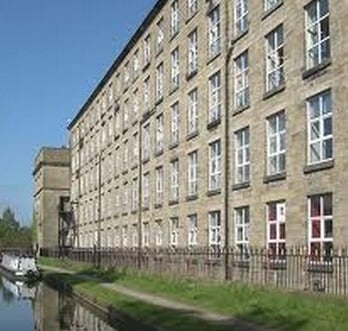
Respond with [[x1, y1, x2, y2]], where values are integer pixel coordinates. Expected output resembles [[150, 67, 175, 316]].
[[0, 0, 156, 225]]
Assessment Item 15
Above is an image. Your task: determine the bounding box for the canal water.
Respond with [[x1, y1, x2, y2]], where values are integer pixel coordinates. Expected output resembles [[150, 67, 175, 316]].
[[0, 276, 128, 331]]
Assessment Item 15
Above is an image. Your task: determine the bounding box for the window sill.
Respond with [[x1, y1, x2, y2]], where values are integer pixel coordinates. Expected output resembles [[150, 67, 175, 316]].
[[186, 131, 199, 141], [155, 97, 164, 106], [207, 117, 221, 130], [130, 164, 138, 171], [123, 86, 129, 94], [169, 199, 179, 206], [263, 172, 286, 184], [169, 86, 179, 96], [121, 212, 128, 217], [155, 203, 163, 209], [122, 127, 129, 134], [142, 207, 149, 212], [307, 262, 333, 274], [186, 194, 198, 202], [132, 119, 138, 126], [142, 62, 151, 72], [169, 142, 179, 150], [263, 259, 287, 270], [232, 182, 250, 191], [186, 69, 198, 81], [142, 108, 153, 122], [261, 0, 283, 21], [207, 52, 221, 65], [156, 48, 163, 58], [185, 10, 198, 25], [142, 157, 150, 165], [131, 210, 138, 215], [233, 104, 250, 116], [207, 189, 221, 197], [303, 159, 334, 174], [115, 134, 120, 141], [302, 59, 332, 80], [122, 169, 128, 175], [155, 149, 164, 157], [263, 84, 285, 100], [232, 29, 248, 45], [170, 31, 179, 42]]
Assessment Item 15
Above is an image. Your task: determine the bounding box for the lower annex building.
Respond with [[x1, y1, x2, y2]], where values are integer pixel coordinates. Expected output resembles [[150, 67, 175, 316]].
[[67, 0, 348, 256]]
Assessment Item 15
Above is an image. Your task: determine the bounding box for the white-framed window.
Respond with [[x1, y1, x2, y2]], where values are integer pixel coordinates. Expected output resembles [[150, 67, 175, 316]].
[[208, 211, 221, 249], [188, 29, 198, 74], [235, 0, 248, 35], [156, 166, 164, 205], [171, 0, 180, 36], [188, 88, 198, 134], [305, 0, 330, 69], [132, 224, 138, 247], [235, 127, 250, 184], [142, 172, 150, 208], [307, 90, 332, 164], [170, 217, 179, 247], [188, 214, 198, 246], [108, 83, 114, 104], [114, 107, 121, 134], [234, 50, 249, 109], [123, 184, 128, 211], [266, 25, 284, 92], [188, 0, 198, 17], [132, 178, 138, 211], [209, 140, 221, 191], [155, 220, 163, 247], [171, 102, 180, 145], [123, 100, 129, 130], [170, 159, 179, 201], [157, 17, 164, 53], [133, 50, 139, 77], [143, 222, 150, 247], [124, 62, 130, 85], [264, 0, 281, 11], [144, 76, 150, 111], [235, 206, 250, 260], [156, 114, 164, 154], [208, 71, 221, 123], [156, 63, 164, 101], [115, 186, 120, 209], [308, 194, 333, 260], [144, 35, 151, 65], [267, 201, 286, 257], [132, 132, 139, 165], [188, 151, 198, 196], [267, 111, 286, 175], [122, 225, 128, 247], [133, 89, 139, 117], [142, 123, 151, 161], [208, 6, 221, 58], [171, 47, 180, 90], [123, 140, 128, 170], [114, 227, 120, 247]]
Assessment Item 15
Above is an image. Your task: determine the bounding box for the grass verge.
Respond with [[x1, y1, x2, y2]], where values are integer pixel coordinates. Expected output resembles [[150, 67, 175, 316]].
[[40, 257, 348, 331]]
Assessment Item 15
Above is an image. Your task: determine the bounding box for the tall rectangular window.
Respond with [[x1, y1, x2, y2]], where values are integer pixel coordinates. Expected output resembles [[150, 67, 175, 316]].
[[123, 184, 129, 212], [171, 47, 180, 90], [267, 201, 286, 257], [208, 6, 221, 58], [188, 29, 198, 74], [235, 207, 249, 259], [144, 76, 150, 111], [144, 35, 151, 65], [170, 159, 179, 201], [171, 102, 180, 145], [209, 211, 221, 249], [209, 71, 221, 123], [171, 0, 180, 36], [235, 51, 249, 109], [123, 140, 129, 170], [132, 224, 138, 247], [122, 225, 128, 247], [142, 124, 151, 162], [267, 111, 286, 175], [308, 194, 333, 259], [133, 89, 139, 117], [156, 166, 164, 205], [143, 222, 149, 247], [123, 100, 129, 130], [170, 217, 179, 247], [188, 88, 198, 134], [142, 172, 150, 209], [156, 114, 164, 154], [155, 220, 163, 246], [188, 151, 198, 196], [156, 63, 164, 101], [188, 0, 198, 17], [209, 140, 221, 191], [305, 0, 330, 69], [266, 25, 284, 92], [188, 214, 198, 246], [133, 132, 139, 165], [124, 62, 130, 85], [157, 18, 164, 53], [132, 178, 138, 211], [235, 0, 248, 35], [235, 127, 250, 184], [133, 50, 139, 77], [307, 90, 332, 164]]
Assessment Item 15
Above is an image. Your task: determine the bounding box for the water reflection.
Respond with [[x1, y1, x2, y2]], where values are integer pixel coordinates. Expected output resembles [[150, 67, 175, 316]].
[[0, 276, 120, 331]]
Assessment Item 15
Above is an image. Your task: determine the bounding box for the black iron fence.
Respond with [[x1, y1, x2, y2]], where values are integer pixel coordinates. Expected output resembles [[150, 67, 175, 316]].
[[41, 247, 348, 297]]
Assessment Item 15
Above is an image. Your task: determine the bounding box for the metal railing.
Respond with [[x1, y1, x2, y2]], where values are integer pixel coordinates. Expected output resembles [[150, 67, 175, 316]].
[[41, 247, 348, 297]]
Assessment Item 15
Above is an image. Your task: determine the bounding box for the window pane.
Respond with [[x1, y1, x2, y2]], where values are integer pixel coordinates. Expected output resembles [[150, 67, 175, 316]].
[[323, 194, 332, 216], [312, 220, 321, 238], [311, 196, 321, 217]]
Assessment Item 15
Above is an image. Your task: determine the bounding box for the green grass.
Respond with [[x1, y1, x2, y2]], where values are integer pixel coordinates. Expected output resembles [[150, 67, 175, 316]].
[[40, 257, 348, 331]]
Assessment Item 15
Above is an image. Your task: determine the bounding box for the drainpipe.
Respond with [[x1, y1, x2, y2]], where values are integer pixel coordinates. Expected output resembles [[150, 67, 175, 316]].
[[224, 2, 234, 281], [138, 120, 143, 269]]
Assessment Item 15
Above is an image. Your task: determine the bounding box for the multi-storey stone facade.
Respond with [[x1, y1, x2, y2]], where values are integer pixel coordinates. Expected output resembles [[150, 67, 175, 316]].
[[68, 0, 348, 256]]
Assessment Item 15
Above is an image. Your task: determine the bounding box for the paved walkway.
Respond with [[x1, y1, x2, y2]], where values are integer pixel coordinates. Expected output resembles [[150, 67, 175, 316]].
[[41, 265, 273, 331]]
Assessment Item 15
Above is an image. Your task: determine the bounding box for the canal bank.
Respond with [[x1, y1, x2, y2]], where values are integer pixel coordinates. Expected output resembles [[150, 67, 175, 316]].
[[39, 257, 348, 331]]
